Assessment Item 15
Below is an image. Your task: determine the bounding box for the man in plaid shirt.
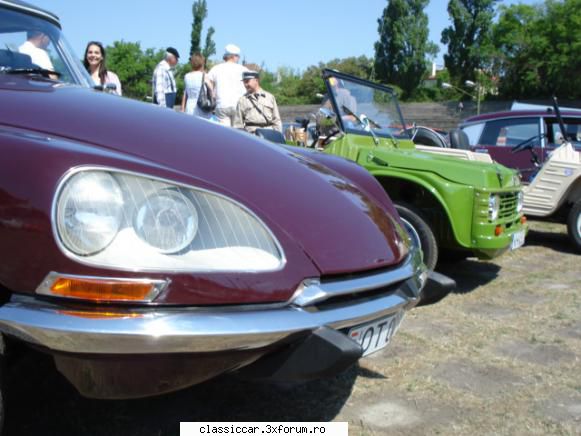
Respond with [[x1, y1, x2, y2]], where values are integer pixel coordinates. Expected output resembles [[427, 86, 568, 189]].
[[152, 47, 179, 108]]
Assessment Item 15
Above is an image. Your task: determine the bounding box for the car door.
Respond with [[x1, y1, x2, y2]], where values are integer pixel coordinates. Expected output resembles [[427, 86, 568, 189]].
[[466, 117, 542, 182]]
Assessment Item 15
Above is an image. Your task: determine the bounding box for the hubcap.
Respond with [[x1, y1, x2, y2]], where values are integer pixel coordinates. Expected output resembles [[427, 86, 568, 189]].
[[577, 212, 581, 237]]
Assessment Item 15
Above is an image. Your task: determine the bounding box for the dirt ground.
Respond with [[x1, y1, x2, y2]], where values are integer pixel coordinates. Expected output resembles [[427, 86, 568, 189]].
[[4, 221, 580, 436]]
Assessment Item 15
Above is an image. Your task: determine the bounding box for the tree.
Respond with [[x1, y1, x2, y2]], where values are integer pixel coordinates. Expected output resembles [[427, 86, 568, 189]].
[[190, 0, 207, 56], [107, 41, 164, 100], [190, 0, 216, 64], [441, 0, 497, 87], [202, 26, 216, 61], [373, 0, 438, 98], [491, 0, 581, 99]]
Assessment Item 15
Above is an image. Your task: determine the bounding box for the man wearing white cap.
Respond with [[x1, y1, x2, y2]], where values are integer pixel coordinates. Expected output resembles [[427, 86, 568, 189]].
[[207, 44, 248, 126]]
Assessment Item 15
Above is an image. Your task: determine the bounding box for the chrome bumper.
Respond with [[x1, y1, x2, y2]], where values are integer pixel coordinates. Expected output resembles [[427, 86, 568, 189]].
[[0, 251, 426, 355]]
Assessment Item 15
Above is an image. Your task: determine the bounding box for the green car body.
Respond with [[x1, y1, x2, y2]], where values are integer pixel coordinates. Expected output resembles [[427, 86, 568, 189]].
[[287, 69, 527, 269]]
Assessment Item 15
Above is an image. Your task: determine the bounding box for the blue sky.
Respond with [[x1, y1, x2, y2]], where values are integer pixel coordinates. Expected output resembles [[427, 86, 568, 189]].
[[33, 0, 539, 72]]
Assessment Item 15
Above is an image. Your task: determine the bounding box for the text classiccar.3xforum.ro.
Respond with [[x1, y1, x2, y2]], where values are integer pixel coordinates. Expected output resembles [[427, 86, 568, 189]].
[[198, 424, 326, 434], [181, 423, 349, 435]]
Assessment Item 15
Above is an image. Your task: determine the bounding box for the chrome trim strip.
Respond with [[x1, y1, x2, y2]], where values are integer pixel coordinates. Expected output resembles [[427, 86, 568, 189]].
[[0, 292, 415, 354], [0, 0, 61, 27], [36, 272, 169, 303], [291, 249, 420, 307], [0, 263, 425, 354]]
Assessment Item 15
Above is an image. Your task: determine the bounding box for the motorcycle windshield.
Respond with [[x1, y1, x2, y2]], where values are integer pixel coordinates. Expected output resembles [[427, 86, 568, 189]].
[[324, 72, 411, 141]]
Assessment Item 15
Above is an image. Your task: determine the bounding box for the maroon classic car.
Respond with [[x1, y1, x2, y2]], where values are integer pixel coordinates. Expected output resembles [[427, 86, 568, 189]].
[[460, 107, 581, 181], [0, 0, 429, 429]]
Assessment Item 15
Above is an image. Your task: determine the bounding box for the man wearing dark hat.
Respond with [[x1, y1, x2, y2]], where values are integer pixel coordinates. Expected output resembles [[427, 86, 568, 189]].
[[234, 70, 282, 133], [152, 47, 180, 108]]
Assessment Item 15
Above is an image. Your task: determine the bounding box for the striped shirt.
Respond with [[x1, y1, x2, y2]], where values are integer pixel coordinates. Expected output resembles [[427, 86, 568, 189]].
[[152, 60, 176, 107]]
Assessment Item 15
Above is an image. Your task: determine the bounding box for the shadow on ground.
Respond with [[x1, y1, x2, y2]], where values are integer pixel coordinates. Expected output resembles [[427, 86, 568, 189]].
[[525, 228, 577, 254], [437, 259, 500, 296], [5, 347, 357, 436]]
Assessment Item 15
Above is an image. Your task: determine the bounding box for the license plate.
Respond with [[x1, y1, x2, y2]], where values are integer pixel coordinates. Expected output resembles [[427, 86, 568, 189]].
[[511, 229, 526, 250], [348, 312, 404, 357]]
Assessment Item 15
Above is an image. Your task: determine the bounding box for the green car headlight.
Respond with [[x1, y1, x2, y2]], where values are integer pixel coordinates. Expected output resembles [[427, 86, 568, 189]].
[[488, 194, 500, 221], [54, 169, 285, 272], [516, 191, 524, 213]]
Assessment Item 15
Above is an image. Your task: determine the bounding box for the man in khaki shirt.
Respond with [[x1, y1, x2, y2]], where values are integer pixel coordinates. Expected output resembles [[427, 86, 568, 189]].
[[234, 71, 282, 134]]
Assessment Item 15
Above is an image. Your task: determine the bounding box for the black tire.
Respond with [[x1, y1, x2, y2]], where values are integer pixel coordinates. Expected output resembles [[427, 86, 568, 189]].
[[395, 203, 438, 270], [567, 200, 581, 253]]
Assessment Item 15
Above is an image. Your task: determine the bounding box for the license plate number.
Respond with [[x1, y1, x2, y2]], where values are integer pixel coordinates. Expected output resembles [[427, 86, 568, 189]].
[[348, 312, 404, 357], [511, 230, 526, 250]]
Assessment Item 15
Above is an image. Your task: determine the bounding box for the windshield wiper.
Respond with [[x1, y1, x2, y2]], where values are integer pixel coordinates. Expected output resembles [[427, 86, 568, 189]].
[[0, 66, 61, 79]]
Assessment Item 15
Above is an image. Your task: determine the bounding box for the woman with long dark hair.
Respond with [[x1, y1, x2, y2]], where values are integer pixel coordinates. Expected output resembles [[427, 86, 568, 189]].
[[83, 41, 122, 96]]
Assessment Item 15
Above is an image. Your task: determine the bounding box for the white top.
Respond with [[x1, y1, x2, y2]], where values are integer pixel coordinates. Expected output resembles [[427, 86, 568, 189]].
[[18, 41, 54, 71], [183, 71, 211, 118], [207, 61, 248, 109]]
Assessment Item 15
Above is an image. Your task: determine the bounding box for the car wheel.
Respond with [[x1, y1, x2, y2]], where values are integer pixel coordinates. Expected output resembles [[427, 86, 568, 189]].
[[395, 203, 438, 270], [567, 200, 581, 252]]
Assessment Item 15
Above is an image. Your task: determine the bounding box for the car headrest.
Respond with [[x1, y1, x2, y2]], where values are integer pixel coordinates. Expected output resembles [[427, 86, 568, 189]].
[[0, 49, 34, 69], [449, 129, 471, 150]]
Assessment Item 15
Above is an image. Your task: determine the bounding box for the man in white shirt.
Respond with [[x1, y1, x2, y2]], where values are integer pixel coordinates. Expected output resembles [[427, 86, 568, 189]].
[[207, 44, 248, 127], [18, 31, 54, 71]]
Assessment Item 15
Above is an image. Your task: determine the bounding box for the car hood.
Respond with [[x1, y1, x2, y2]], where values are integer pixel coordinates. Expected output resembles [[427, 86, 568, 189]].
[[340, 136, 520, 189], [0, 79, 405, 275]]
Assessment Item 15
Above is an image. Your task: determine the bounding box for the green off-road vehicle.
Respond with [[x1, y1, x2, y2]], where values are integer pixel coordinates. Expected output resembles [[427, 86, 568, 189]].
[[274, 70, 528, 270]]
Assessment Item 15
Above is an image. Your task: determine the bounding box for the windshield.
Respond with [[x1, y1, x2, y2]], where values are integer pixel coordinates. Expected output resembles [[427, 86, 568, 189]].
[[0, 6, 92, 86], [325, 74, 410, 140]]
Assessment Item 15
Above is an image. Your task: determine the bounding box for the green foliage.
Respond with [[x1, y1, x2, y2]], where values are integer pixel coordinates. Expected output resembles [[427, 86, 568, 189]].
[[203, 26, 216, 61], [441, 0, 498, 86], [491, 0, 581, 98], [409, 86, 444, 102], [256, 56, 373, 105], [106, 41, 164, 100], [190, 0, 207, 57], [373, 0, 438, 98]]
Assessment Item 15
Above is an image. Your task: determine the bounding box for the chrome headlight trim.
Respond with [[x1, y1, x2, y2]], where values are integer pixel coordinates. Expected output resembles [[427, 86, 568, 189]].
[[51, 166, 286, 273]]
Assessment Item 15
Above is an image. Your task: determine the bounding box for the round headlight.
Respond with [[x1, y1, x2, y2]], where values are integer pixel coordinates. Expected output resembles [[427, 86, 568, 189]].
[[516, 191, 524, 213], [488, 194, 500, 221], [56, 172, 124, 255], [134, 189, 199, 253]]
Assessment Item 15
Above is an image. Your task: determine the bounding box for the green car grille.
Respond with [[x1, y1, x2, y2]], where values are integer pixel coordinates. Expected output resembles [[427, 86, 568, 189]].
[[475, 190, 521, 223], [499, 192, 519, 220]]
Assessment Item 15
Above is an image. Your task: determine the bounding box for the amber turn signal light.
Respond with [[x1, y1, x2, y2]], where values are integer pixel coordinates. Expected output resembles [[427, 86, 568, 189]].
[[495, 225, 504, 236], [37, 272, 167, 303], [521, 216, 527, 224]]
